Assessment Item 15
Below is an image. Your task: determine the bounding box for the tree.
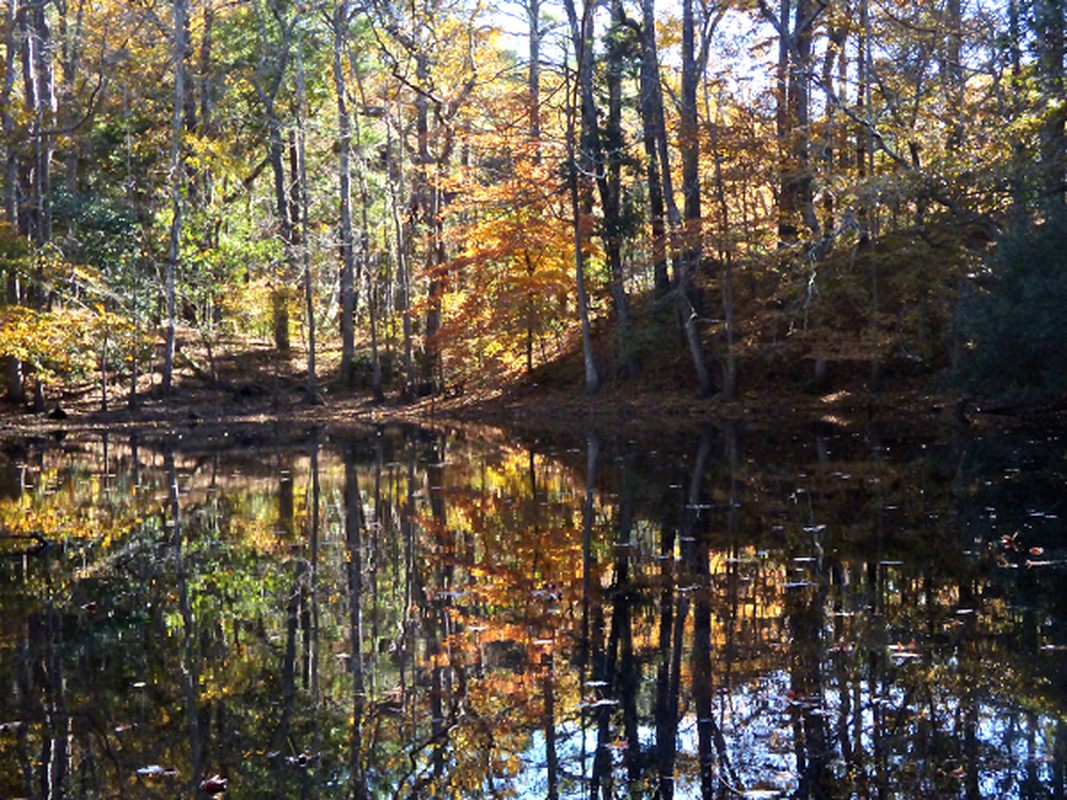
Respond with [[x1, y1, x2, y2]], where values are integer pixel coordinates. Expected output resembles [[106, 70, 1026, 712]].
[[677, 0, 715, 397], [163, 0, 188, 393], [333, 0, 357, 388], [955, 211, 1067, 405], [561, 7, 600, 394]]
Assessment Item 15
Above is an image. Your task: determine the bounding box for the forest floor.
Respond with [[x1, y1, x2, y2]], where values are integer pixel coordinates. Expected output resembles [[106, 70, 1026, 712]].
[[0, 326, 1000, 442]]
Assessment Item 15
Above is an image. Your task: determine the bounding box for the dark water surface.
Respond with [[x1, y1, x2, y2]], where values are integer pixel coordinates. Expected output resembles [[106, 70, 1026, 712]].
[[1, 419, 1066, 799]]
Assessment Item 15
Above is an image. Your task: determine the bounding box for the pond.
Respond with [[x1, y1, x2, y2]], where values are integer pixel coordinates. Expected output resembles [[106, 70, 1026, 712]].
[[1, 419, 1065, 799]]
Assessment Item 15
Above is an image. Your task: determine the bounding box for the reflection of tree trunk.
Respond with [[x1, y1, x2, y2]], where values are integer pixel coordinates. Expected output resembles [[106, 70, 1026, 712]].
[[278, 463, 295, 537], [578, 430, 599, 785], [1053, 720, 1066, 796], [655, 514, 680, 799], [787, 581, 829, 798], [308, 434, 322, 756], [276, 560, 304, 756], [542, 653, 559, 800], [616, 459, 641, 785], [428, 436, 448, 783], [344, 442, 367, 798], [166, 444, 204, 787], [685, 426, 739, 796], [591, 456, 637, 796], [579, 431, 600, 671], [692, 551, 715, 798], [963, 680, 979, 799], [33, 605, 70, 798], [275, 445, 305, 765]]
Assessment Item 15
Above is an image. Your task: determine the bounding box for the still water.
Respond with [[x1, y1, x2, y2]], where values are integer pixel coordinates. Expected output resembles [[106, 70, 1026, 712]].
[[0, 420, 1065, 799]]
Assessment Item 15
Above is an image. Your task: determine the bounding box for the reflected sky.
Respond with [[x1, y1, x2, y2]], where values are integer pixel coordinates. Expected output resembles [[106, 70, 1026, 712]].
[[0, 421, 1065, 798]]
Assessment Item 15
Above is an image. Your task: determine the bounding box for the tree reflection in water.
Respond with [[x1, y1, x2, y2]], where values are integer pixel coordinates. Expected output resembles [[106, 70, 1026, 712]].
[[1, 422, 1066, 798]]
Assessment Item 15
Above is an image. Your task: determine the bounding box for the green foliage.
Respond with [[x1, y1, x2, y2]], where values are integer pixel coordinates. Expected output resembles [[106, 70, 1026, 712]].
[[52, 191, 142, 272], [955, 213, 1067, 405]]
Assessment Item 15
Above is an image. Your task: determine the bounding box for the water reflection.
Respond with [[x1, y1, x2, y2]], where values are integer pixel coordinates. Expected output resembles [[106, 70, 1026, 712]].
[[1, 421, 1065, 799]]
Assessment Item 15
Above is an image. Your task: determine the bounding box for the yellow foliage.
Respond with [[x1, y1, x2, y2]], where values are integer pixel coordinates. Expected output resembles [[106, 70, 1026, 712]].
[[0, 305, 152, 382]]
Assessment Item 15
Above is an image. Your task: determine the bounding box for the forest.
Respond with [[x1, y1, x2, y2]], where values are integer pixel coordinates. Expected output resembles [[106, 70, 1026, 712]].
[[0, 0, 1065, 417], [6, 3, 1067, 795]]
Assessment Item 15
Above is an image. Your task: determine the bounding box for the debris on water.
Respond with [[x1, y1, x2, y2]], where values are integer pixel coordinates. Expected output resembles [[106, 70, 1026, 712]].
[[200, 774, 228, 793], [287, 752, 319, 768], [136, 765, 179, 778], [580, 698, 619, 709]]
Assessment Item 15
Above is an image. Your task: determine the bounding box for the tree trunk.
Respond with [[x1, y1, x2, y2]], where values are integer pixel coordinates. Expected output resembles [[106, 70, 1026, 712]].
[[1037, 0, 1065, 204], [636, 0, 670, 298], [1, 0, 24, 402], [564, 38, 599, 395], [163, 0, 187, 393], [296, 40, 320, 404], [527, 0, 541, 144], [944, 0, 965, 151], [415, 50, 442, 391], [268, 112, 292, 355], [564, 0, 630, 375], [386, 103, 415, 395], [679, 0, 714, 397], [248, 11, 295, 356], [605, 0, 631, 349], [333, 0, 357, 388], [352, 68, 379, 399]]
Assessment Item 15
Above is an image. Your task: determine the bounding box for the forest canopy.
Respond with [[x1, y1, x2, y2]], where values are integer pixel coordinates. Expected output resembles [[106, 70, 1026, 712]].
[[0, 0, 1063, 410]]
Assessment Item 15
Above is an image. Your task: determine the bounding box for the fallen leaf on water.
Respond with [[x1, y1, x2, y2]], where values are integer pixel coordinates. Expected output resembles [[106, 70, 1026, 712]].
[[200, 774, 228, 794], [136, 765, 178, 778], [286, 752, 320, 768]]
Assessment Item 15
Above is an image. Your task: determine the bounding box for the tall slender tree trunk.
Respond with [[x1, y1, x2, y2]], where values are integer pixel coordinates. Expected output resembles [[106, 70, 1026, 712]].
[[636, 0, 670, 298], [163, 0, 187, 393], [527, 0, 541, 144], [856, 0, 871, 244], [249, 12, 295, 358], [524, 0, 543, 376], [1037, 0, 1065, 204], [267, 109, 292, 355], [333, 0, 357, 388], [415, 50, 442, 391], [564, 0, 631, 376], [679, 0, 714, 397], [944, 0, 965, 152], [387, 103, 415, 395], [352, 69, 381, 400], [296, 40, 320, 404], [605, 0, 631, 353], [564, 39, 599, 395], [343, 442, 366, 798], [2, 0, 24, 402]]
